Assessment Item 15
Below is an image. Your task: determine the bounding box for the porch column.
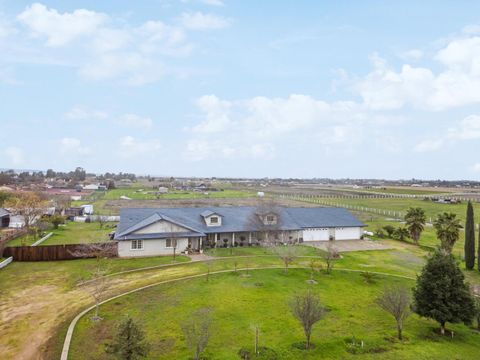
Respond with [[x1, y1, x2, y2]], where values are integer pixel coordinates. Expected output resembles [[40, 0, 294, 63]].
[[248, 232, 252, 245], [232, 232, 235, 247], [199, 237, 203, 249], [214, 233, 218, 247]]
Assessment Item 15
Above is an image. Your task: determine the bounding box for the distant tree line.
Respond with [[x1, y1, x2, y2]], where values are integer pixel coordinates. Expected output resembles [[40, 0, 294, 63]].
[[0, 167, 139, 185]]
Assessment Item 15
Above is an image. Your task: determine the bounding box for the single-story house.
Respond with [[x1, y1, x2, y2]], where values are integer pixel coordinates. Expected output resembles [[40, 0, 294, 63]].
[[0, 208, 10, 228], [114, 206, 365, 257]]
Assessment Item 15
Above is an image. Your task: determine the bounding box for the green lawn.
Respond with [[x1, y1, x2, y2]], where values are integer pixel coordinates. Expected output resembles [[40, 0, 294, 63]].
[[6, 221, 116, 247], [69, 269, 480, 360]]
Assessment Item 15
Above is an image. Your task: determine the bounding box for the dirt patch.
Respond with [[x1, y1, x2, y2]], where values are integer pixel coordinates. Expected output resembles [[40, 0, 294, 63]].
[[103, 197, 317, 214]]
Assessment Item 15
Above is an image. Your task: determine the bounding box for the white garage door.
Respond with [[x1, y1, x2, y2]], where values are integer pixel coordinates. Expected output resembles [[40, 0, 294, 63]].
[[334, 227, 361, 240], [302, 228, 330, 241]]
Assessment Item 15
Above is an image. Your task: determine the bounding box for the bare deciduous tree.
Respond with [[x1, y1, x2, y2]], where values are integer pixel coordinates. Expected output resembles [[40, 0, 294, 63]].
[[308, 259, 322, 282], [323, 243, 339, 274], [71, 242, 117, 320], [274, 245, 299, 274], [181, 307, 213, 360], [375, 285, 411, 340], [290, 290, 325, 349], [98, 215, 108, 229]]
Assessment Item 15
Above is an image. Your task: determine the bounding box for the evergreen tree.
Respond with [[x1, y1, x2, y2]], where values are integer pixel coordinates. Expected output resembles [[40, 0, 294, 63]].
[[478, 223, 480, 272], [465, 201, 476, 270], [107, 316, 150, 360], [413, 250, 475, 335]]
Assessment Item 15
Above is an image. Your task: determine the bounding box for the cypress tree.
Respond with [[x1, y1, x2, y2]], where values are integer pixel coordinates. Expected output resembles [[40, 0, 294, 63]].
[[478, 223, 480, 272], [465, 201, 475, 270], [413, 250, 475, 335]]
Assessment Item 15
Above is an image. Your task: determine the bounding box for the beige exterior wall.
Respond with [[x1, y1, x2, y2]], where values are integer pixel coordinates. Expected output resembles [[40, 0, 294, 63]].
[[118, 238, 189, 257]]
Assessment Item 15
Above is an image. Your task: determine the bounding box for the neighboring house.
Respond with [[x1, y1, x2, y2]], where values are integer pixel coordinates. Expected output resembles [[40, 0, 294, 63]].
[[0, 208, 10, 228], [9, 215, 25, 228], [114, 206, 365, 257]]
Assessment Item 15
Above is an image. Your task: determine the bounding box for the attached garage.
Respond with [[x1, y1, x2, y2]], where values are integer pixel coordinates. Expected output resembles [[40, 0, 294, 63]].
[[303, 228, 330, 241], [303, 227, 362, 241], [333, 227, 362, 240]]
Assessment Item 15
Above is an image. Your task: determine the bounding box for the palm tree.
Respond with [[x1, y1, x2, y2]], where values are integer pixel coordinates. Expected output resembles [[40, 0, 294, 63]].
[[404, 208, 426, 245], [434, 212, 462, 254]]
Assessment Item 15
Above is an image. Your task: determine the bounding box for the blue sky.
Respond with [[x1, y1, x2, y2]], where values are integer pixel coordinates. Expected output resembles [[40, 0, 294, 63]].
[[1, 1, 480, 179]]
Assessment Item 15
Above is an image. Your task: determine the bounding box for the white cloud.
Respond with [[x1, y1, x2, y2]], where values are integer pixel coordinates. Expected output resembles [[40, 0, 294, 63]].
[[65, 106, 108, 120], [119, 136, 161, 157], [179, 12, 231, 30], [471, 163, 480, 172], [118, 114, 153, 129], [355, 30, 480, 111], [17, 3, 107, 47], [11, 3, 223, 84], [5, 146, 25, 165], [201, 0, 225, 6], [60, 137, 91, 155], [185, 94, 367, 161], [414, 139, 444, 152], [414, 114, 480, 152], [446, 115, 480, 140], [400, 49, 423, 61]]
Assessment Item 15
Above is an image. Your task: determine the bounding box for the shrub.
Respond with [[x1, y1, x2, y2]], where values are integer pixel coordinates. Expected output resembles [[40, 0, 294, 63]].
[[360, 271, 377, 284]]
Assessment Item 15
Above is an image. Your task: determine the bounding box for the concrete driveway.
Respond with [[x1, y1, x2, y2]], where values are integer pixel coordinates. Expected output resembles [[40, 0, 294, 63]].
[[304, 239, 392, 252]]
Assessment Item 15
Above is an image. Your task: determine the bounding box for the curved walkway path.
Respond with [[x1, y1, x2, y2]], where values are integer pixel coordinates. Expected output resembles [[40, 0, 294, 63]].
[[60, 263, 415, 360]]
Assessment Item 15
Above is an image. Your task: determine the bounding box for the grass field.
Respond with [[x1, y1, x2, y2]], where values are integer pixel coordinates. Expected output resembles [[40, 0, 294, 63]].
[[103, 188, 255, 200], [6, 221, 116, 247], [359, 187, 453, 195], [317, 197, 480, 223], [69, 268, 480, 360]]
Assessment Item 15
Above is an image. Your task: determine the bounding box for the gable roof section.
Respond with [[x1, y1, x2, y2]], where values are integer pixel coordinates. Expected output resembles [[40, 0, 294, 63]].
[[0, 208, 9, 217], [200, 210, 222, 218], [115, 206, 365, 240], [116, 212, 204, 238]]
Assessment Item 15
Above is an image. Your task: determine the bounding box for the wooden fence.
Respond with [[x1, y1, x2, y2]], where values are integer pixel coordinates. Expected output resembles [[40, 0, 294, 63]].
[[2, 242, 118, 261]]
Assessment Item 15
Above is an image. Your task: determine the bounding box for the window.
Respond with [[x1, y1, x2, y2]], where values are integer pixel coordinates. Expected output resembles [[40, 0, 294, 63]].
[[166, 238, 177, 248], [210, 216, 218, 224], [266, 215, 275, 222], [131, 240, 143, 250]]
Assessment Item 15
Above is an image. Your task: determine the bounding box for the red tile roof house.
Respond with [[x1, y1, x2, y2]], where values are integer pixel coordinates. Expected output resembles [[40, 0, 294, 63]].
[[113, 206, 365, 257]]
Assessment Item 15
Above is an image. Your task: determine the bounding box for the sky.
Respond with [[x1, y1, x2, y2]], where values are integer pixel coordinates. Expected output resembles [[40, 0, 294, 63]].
[[1, 1, 480, 179]]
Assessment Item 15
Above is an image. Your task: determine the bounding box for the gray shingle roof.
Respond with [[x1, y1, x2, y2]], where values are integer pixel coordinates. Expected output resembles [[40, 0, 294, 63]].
[[0, 208, 9, 217], [114, 206, 365, 240]]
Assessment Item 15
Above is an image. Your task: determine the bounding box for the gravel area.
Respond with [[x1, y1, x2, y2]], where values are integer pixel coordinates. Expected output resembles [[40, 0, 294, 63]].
[[304, 240, 392, 252]]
